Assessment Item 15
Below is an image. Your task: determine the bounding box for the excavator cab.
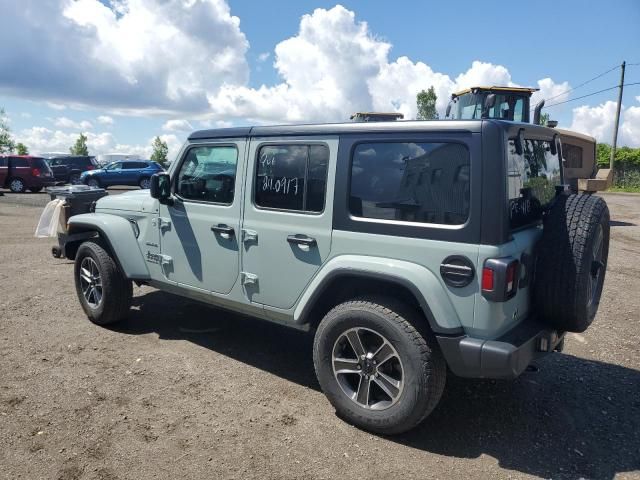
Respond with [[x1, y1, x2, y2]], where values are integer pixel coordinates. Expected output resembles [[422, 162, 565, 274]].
[[445, 86, 539, 122], [445, 86, 609, 193]]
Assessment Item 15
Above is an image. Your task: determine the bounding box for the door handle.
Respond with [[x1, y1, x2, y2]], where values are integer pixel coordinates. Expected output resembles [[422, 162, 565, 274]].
[[211, 224, 235, 239], [287, 235, 317, 247]]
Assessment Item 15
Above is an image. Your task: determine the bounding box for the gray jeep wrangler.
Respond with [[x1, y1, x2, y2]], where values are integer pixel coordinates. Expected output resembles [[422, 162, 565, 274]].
[[65, 120, 609, 435]]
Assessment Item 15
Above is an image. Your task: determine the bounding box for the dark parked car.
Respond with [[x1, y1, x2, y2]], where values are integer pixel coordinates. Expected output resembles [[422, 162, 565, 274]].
[[80, 160, 164, 189], [0, 155, 56, 193], [47, 156, 99, 184]]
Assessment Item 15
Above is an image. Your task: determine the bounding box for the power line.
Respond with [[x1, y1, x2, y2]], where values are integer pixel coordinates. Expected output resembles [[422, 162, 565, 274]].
[[542, 64, 621, 103], [545, 81, 640, 108]]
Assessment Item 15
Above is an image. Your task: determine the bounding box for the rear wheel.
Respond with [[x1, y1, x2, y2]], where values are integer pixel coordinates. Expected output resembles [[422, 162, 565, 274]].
[[139, 177, 151, 189], [313, 296, 446, 435], [74, 241, 132, 325], [69, 173, 81, 184], [29, 186, 43, 193], [9, 178, 26, 193]]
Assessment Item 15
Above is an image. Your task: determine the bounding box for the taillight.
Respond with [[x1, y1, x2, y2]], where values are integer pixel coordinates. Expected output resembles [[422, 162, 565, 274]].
[[481, 267, 495, 291], [86, 165, 95, 170], [481, 257, 519, 302], [31, 168, 41, 177]]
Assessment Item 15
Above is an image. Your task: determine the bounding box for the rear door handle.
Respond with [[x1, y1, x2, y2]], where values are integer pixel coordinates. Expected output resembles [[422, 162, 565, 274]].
[[287, 235, 317, 247], [211, 224, 235, 239]]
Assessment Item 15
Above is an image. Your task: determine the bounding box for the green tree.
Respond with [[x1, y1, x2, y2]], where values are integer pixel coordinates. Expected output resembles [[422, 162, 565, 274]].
[[70, 133, 89, 156], [538, 112, 550, 126], [416, 86, 439, 120], [150, 136, 169, 167], [15, 142, 29, 155], [0, 107, 15, 154]]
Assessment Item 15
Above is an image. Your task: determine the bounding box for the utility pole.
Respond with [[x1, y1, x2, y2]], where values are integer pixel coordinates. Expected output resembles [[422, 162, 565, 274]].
[[610, 61, 626, 168]]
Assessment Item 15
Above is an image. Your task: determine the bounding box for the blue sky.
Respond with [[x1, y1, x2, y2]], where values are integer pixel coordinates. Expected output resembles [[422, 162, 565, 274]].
[[0, 0, 639, 158]]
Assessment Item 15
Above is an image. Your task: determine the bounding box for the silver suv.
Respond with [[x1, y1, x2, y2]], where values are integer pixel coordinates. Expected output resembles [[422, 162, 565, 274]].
[[64, 120, 609, 434]]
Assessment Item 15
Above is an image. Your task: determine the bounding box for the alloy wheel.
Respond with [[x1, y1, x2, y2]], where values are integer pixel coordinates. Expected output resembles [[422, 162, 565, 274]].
[[79, 257, 103, 309], [332, 327, 404, 410]]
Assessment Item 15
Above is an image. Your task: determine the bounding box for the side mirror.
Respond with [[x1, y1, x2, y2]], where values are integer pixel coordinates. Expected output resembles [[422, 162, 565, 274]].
[[150, 172, 172, 204], [445, 103, 452, 118], [482, 94, 496, 118], [550, 134, 558, 156]]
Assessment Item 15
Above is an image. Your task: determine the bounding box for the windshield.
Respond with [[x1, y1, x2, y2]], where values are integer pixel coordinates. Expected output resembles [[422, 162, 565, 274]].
[[448, 92, 527, 121], [507, 138, 562, 229], [448, 94, 482, 119]]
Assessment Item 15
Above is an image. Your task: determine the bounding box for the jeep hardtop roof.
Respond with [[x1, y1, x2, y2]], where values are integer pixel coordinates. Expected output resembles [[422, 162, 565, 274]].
[[188, 119, 554, 141]]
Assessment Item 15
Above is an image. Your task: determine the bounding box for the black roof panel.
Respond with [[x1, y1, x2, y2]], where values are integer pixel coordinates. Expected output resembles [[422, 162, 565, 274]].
[[188, 120, 492, 141]]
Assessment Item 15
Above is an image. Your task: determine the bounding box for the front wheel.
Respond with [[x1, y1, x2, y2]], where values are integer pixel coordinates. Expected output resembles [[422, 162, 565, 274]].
[[86, 178, 100, 188], [139, 177, 151, 189], [313, 296, 446, 435], [74, 241, 132, 325]]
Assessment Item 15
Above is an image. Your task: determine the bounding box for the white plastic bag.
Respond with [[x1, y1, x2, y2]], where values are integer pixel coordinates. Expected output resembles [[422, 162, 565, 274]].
[[35, 199, 66, 238]]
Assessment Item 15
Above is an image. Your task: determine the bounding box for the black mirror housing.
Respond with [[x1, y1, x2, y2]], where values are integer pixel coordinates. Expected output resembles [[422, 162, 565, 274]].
[[150, 172, 171, 202]]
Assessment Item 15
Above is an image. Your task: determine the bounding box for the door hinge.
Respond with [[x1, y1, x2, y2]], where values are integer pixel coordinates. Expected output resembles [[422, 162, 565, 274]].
[[152, 217, 172, 232], [242, 229, 258, 243], [241, 272, 258, 285]]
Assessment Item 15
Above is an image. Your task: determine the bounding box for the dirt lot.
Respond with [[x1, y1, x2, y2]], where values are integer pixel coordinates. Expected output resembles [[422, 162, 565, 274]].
[[0, 190, 638, 480]]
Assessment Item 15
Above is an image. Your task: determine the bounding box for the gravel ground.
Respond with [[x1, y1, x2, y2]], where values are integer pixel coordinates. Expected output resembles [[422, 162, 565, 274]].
[[0, 190, 638, 480]]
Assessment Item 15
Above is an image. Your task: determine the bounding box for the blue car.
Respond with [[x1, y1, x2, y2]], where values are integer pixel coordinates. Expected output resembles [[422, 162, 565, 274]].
[[81, 160, 164, 189]]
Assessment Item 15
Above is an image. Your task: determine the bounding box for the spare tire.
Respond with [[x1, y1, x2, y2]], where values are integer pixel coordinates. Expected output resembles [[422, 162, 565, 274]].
[[534, 194, 609, 333]]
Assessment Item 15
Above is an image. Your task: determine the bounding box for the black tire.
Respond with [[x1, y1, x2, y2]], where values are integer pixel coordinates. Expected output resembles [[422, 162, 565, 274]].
[[139, 177, 151, 189], [51, 246, 62, 258], [69, 173, 81, 185], [30, 186, 43, 193], [86, 178, 101, 188], [9, 178, 26, 193], [74, 241, 132, 325], [313, 296, 446, 435], [534, 194, 610, 333]]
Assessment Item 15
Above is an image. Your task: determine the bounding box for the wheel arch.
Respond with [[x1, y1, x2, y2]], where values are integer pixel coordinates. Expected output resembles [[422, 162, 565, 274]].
[[294, 257, 464, 335], [67, 214, 150, 280]]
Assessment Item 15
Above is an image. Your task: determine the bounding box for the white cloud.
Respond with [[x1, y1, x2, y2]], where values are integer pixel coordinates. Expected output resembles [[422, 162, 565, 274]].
[[51, 116, 93, 130], [570, 101, 618, 143], [20, 112, 32, 119], [620, 102, 640, 147], [531, 77, 571, 108], [162, 119, 194, 132], [0, 0, 248, 114], [46, 102, 67, 111], [18, 126, 184, 161], [257, 52, 270, 62], [568, 98, 640, 147], [97, 115, 114, 126]]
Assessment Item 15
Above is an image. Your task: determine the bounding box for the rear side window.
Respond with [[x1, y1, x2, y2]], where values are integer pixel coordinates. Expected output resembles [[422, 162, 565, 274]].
[[12, 158, 28, 167], [349, 142, 470, 225], [0, 157, 7, 167], [255, 144, 329, 213], [32, 158, 49, 169], [507, 139, 562, 229]]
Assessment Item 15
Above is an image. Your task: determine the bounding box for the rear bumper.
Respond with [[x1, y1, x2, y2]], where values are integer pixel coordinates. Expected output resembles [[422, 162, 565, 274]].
[[436, 320, 564, 379], [31, 178, 57, 188]]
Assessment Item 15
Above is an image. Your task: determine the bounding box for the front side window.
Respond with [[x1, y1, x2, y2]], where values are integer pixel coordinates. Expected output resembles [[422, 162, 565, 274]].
[[507, 139, 562, 228], [350, 142, 470, 225], [255, 144, 329, 213], [176, 146, 238, 204], [106, 162, 122, 171]]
